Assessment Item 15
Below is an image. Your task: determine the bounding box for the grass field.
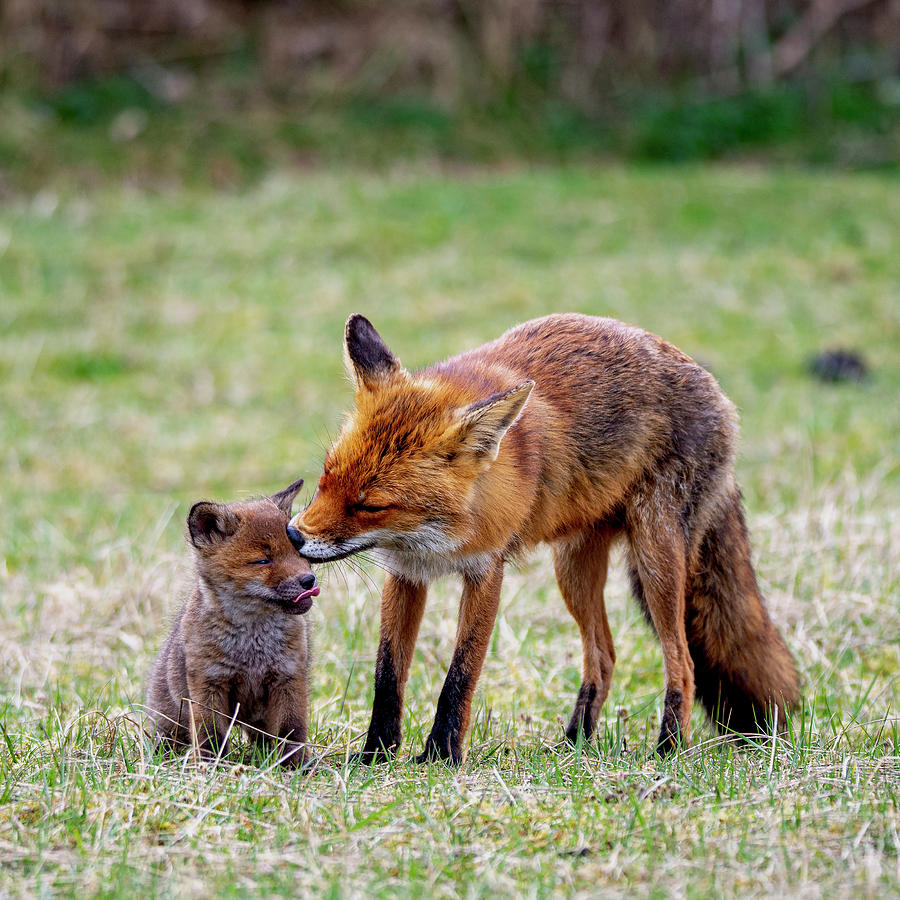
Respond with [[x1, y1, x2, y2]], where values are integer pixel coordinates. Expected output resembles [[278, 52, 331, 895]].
[[1, 164, 899, 897]]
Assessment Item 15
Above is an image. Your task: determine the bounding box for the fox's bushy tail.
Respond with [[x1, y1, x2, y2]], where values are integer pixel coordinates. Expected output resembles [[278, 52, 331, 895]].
[[684, 489, 800, 735]]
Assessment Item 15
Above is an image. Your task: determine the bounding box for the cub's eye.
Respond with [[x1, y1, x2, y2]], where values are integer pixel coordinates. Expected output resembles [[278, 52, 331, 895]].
[[249, 558, 272, 566]]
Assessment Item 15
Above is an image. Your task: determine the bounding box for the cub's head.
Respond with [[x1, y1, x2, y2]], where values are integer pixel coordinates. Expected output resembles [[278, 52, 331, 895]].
[[188, 477, 319, 614], [287, 315, 532, 563]]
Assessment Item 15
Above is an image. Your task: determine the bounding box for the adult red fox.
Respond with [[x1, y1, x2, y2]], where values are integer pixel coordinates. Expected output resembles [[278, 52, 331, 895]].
[[288, 314, 799, 764]]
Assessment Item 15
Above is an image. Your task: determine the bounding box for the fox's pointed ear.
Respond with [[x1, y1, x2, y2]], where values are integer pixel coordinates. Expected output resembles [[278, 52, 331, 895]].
[[187, 502, 239, 549], [271, 477, 304, 515], [344, 314, 401, 390], [446, 381, 534, 464]]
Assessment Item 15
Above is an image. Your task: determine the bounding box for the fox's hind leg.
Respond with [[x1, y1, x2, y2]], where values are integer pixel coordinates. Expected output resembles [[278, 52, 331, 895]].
[[553, 525, 616, 744], [626, 498, 695, 755]]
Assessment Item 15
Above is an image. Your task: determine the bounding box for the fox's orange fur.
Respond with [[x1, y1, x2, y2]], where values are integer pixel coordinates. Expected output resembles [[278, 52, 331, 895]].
[[289, 313, 799, 763]]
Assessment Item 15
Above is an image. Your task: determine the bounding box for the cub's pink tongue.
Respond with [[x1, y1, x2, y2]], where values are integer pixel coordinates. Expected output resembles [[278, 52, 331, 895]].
[[296, 586, 320, 603]]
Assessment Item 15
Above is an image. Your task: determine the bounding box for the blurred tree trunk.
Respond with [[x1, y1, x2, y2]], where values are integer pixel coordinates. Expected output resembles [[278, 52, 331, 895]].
[[753, 0, 882, 81], [2, 0, 897, 96]]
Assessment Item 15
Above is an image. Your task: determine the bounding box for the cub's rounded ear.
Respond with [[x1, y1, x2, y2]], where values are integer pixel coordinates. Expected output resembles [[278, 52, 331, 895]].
[[271, 477, 304, 515], [187, 502, 239, 548], [344, 314, 401, 390]]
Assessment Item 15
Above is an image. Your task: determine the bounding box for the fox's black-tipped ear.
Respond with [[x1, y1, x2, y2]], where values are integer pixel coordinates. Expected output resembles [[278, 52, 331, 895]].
[[187, 502, 239, 549], [271, 477, 304, 515], [445, 381, 534, 464], [344, 314, 401, 390]]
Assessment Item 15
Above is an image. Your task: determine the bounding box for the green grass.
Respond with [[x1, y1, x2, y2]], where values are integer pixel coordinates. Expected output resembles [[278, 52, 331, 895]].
[[1, 164, 899, 897]]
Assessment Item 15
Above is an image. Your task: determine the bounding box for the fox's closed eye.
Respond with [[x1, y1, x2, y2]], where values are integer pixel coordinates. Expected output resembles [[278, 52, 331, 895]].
[[353, 504, 391, 514]]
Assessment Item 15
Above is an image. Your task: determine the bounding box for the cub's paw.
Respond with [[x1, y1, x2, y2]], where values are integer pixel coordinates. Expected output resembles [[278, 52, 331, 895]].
[[276, 743, 307, 769]]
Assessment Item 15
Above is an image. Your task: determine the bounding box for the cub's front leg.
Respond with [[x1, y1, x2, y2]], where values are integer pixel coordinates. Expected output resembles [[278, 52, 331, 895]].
[[185, 674, 232, 761], [262, 676, 309, 769]]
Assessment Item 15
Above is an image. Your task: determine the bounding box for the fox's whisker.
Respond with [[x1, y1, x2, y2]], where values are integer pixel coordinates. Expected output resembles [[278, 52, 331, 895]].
[[342, 556, 382, 597]]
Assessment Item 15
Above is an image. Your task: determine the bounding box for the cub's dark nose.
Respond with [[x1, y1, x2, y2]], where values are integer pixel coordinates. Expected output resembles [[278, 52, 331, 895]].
[[286, 525, 306, 552], [299, 572, 316, 590]]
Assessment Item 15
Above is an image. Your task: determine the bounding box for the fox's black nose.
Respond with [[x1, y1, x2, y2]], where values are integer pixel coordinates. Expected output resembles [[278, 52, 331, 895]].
[[299, 572, 316, 590], [286, 525, 306, 552]]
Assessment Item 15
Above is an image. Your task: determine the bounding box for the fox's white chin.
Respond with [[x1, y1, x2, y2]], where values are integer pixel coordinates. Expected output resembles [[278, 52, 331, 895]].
[[375, 547, 496, 585]]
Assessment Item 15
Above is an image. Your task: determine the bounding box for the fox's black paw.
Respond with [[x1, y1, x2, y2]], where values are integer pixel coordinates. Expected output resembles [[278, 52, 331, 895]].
[[655, 733, 683, 757], [655, 689, 686, 757], [415, 736, 462, 766], [564, 721, 595, 747], [565, 683, 597, 746], [353, 739, 399, 765]]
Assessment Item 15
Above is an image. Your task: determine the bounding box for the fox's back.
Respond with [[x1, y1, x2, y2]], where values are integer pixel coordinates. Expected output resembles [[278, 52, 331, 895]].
[[429, 313, 738, 542], [442, 313, 729, 420]]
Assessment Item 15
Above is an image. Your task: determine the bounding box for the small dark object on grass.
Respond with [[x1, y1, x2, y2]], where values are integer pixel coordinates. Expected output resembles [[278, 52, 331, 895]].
[[810, 349, 868, 383]]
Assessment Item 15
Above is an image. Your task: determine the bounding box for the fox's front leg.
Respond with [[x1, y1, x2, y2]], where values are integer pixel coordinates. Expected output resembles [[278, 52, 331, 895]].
[[418, 558, 504, 766], [361, 575, 428, 762]]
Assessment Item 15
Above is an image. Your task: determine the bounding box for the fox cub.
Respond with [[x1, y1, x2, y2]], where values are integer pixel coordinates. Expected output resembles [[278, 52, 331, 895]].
[[289, 314, 799, 764], [147, 478, 318, 766]]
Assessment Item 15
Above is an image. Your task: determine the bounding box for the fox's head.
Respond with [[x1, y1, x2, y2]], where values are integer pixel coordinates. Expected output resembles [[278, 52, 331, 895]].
[[188, 477, 319, 614], [287, 315, 533, 563]]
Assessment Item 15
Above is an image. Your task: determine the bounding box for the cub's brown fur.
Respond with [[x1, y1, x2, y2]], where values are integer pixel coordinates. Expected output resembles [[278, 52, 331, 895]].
[[146, 478, 317, 766]]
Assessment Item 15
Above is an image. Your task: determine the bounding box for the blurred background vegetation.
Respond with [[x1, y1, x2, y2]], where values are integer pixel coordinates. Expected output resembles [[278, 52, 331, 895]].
[[1, 0, 899, 191]]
